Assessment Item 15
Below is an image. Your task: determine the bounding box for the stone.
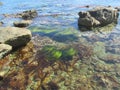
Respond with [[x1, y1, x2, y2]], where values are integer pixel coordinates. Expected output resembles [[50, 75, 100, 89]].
[[21, 9, 38, 20], [115, 7, 120, 11], [0, 27, 32, 48], [0, 44, 12, 59], [0, 21, 3, 26], [13, 20, 32, 27], [78, 11, 100, 27], [78, 6, 119, 29]]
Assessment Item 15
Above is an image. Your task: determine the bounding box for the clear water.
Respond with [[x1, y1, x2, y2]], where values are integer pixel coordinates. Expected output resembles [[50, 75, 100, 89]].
[[0, 0, 120, 29], [1, 0, 120, 89]]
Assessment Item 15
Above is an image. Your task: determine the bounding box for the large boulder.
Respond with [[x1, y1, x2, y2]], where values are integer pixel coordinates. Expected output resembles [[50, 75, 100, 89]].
[[78, 7, 119, 28], [0, 27, 32, 48], [0, 44, 12, 59]]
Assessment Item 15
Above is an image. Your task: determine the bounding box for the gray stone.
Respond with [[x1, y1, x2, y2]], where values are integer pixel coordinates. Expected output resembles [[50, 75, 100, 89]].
[[78, 6, 119, 28], [0, 44, 12, 59], [0, 27, 32, 48], [13, 20, 32, 27]]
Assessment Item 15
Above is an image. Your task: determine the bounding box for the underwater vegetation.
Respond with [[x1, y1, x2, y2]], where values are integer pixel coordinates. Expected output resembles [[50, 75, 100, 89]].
[[0, 35, 120, 90], [39, 45, 77, 61]]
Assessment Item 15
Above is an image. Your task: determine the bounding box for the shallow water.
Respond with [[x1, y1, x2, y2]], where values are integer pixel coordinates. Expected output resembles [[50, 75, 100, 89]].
[[1, 0, 120, 89]]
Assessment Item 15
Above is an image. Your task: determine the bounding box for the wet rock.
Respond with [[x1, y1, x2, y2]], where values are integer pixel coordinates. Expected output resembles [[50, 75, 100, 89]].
[[2, 14, 11, 17], [78, 6, 119, 29], [0, 44, 12, 59], [0, 27, 32, 48], [13, 20, 32, 27], [78, 11, 100, 27], [0, 21, 3, 26], [21, 9, 38, 20], [115, 7, 120, 11]]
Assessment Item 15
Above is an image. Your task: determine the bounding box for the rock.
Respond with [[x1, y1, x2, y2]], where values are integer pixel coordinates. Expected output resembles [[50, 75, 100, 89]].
[[78, 6, 119, 29], [115, 7, 120, 11], [0, 27, 32, 48], [0, 21, 3, 26], [0, 44, 12, 59], [21, 9, 38, 20], [13, 20, 32, 27]]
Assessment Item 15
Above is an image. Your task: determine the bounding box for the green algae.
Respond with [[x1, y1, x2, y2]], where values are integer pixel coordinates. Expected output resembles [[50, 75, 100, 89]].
[[61, 47, 77, 60], [56, 27, 79, 35], [41, 46, 62, 61], [40, 45, 77, 61], [29, 26, 57, 33]]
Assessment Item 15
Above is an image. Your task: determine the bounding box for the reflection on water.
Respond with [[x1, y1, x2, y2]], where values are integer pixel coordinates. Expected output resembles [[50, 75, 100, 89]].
[[0, 0, 120, 90]]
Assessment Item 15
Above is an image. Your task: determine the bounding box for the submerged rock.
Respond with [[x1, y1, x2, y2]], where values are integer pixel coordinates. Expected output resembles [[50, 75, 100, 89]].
[[78, 6, 119, 29], [13, 20, 32, 27], [0, 44, 12, 59], [0, 27, 32, 48], [20, 9, 38, 20]]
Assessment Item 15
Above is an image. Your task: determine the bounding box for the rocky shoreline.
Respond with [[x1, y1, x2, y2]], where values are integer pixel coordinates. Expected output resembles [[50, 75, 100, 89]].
[[0, 5, 120, 90], [0, 9, 38, 59]]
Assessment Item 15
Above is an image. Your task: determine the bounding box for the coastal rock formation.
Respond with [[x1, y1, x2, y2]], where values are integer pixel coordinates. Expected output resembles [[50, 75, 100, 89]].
[[78, 7, 119, 29], [13, 20, 32, 27], [20, 9, 38, 20], [0, 27, 32, 48], [0, 44, 12, 59]]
